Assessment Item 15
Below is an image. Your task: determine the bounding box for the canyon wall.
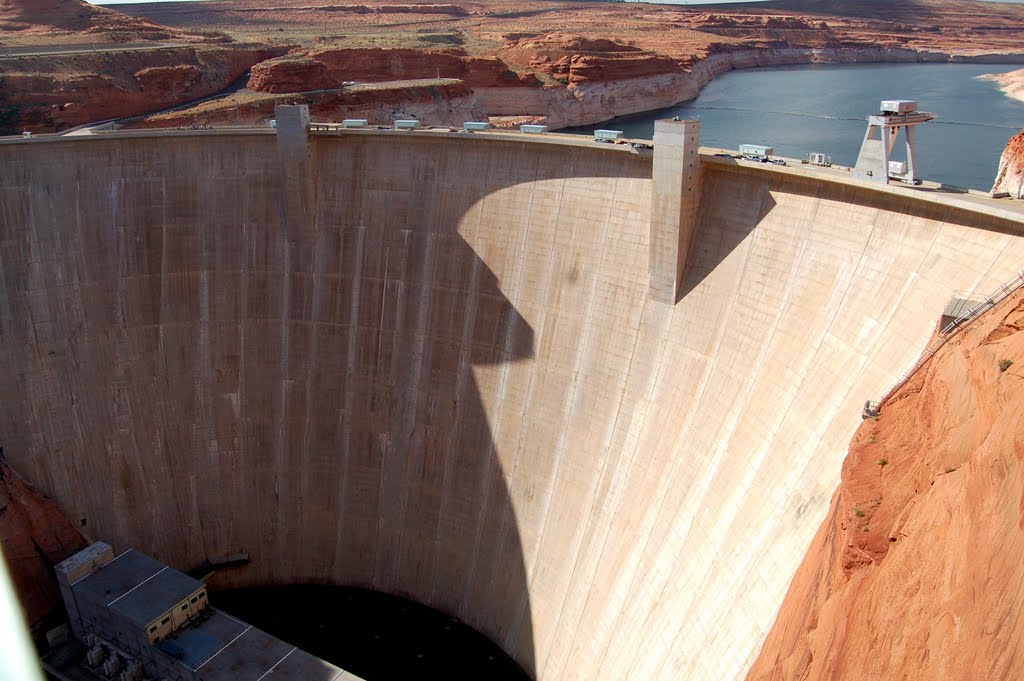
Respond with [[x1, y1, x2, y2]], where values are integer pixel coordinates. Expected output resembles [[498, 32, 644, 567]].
[[1, 131, 1023, 680], [138, 80, 488, 130], [0, 45, 283, 134]]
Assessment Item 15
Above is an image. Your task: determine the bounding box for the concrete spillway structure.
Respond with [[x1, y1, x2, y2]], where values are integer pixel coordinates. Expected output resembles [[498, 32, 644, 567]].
[[2, 122, 1023, 681]]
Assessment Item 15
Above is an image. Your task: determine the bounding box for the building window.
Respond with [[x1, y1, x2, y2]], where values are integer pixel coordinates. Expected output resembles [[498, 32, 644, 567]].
[[181, 604, 188, 611], [149, 626, 157, 633], [191, 596, 198, 604], [161, 617, 170, 625]]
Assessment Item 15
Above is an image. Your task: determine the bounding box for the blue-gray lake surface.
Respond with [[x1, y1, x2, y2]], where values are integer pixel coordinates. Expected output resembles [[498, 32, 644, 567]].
[[563, 63, 1024, 190]]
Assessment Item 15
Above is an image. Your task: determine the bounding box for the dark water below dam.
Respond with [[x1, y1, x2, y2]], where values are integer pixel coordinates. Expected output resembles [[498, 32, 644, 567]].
[[213, 586, 530, 681], [563, 63, 1024, 191]]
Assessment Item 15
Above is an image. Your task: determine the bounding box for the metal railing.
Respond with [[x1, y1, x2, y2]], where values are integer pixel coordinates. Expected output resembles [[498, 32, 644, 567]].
[[873, 268, 1024, 412]]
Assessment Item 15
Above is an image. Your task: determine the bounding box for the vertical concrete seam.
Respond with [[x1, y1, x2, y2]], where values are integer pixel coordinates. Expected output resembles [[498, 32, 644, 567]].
[[603, 174, 764, 680], [537, 171, 630, 678]]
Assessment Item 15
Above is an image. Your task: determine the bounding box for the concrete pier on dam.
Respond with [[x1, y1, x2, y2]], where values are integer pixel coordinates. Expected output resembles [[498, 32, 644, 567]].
[[2, 118, 1024, 681]]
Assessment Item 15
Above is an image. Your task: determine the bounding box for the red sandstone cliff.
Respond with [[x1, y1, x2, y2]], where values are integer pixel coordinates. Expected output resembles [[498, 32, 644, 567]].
[[747, 289, 1024, 681], [0, 459, 85, 626], [992, 130, 1024, 199], [248, 47, 538, 94], [0, 45, 282, 133], [136, 78, 483, 129]]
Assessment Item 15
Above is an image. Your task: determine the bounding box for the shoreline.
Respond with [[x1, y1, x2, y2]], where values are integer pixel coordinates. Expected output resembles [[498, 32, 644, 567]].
[[526, 46, 1024, 130], [122, 46, 1024, 135], [979, 67, 1024, 103]]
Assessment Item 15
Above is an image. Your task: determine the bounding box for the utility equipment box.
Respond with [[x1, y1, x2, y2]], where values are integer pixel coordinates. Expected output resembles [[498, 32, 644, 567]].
[[463, 121, 491, 131], [394, 119, 420, 130], [594, 129, 624, 141], [342, 119, 368, 128], [880, 100, 917, 114], [520, 124, 548, 134], [888, 160, 907, 175], [807, 152, 831, 166], [739, 144, 773, 159]]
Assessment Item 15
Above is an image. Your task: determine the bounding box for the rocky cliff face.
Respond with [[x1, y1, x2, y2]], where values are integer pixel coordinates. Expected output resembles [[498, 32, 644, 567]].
[[0, 0, 172, 37], [992, 129, 1024, 198], [0, 46, 281, 133], [248, 47, 538, 94], [137, 78, 484, 129], [0, 458, 85, 626], [747, 289, 1024, 681]]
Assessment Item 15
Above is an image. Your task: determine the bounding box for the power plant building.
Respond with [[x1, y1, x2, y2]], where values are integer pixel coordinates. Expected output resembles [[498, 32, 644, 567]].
[[55, 543, 360, 681]]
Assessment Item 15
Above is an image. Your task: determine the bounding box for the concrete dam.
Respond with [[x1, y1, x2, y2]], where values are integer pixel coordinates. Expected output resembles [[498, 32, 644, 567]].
[[2, 117, 1023, 681]]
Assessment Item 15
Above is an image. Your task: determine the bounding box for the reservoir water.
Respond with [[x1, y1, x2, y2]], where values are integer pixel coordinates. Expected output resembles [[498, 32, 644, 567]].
[[563, 63, 1024, 190]]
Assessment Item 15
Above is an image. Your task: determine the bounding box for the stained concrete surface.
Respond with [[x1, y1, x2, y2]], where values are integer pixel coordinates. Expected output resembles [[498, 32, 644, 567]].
[[1, 129, 1023, 681]]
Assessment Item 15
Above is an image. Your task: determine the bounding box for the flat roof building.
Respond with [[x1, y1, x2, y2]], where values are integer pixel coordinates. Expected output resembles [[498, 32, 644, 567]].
[[55, 543, 360, 681]]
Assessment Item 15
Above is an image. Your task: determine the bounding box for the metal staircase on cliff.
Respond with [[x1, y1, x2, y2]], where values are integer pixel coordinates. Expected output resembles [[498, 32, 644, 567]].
[[864, 267, 1024, 418]]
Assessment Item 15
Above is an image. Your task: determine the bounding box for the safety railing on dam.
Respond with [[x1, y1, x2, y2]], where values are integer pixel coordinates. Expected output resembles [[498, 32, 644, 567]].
[[869, 267, 1024, 415]]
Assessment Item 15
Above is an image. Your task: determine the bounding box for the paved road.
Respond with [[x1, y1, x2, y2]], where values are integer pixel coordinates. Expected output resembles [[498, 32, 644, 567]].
[[0, 42, 186, 59]]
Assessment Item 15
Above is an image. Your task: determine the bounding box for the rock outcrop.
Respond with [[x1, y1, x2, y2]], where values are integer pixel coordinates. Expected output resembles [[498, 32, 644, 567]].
[[992, 129, 1024, 198], [248, 47, 537, 94], [0, 45, 281, 133], [0, 458, 85, 626], [138, 78, 484, 129], [0, 0, 173, 37], [747, 289, 1024, 681]]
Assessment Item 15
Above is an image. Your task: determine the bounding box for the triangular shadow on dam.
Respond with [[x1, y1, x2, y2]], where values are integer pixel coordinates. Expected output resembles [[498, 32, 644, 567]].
[[677, 165, 1024, 302]]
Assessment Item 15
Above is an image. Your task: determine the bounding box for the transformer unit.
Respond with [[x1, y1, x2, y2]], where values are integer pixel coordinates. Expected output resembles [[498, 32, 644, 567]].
[[888, 160, 908, 175], [880, 100, 917, 114], [807, 152, 831, 167]]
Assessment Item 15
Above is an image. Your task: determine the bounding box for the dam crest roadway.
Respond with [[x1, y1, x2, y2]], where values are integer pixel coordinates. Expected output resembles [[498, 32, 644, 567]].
[[2, 110, 1023, 681]]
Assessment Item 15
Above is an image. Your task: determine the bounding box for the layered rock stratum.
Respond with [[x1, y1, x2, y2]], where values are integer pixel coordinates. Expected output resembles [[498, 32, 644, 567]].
[[747, 288, 1024, 681]]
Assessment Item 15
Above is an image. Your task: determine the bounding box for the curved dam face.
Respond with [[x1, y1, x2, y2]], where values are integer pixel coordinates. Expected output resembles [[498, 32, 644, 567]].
[[2, 129, 1023, 680]]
